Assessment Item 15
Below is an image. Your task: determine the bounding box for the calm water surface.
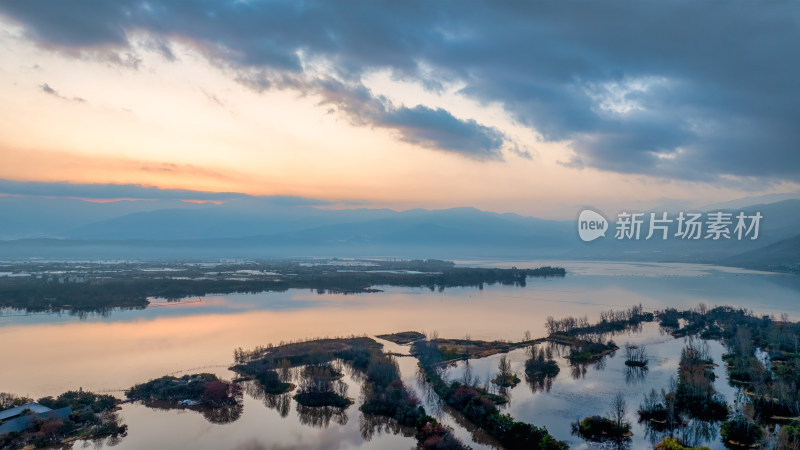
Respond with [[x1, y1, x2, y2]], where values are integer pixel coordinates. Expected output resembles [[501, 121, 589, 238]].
[[439, 323, 736, 449], [1, 261, 798, 449]]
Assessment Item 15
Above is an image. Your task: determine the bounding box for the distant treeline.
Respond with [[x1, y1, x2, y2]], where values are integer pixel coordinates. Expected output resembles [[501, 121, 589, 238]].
[[545, 304, 653, 337], [0, 261, 565, 313]]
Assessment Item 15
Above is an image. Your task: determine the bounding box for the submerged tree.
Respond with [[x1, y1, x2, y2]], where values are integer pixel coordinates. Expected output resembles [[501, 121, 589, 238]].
[[624, 343, 649, 367], [525, 344, 560, 392], [492, 354, 520, 388], [610, 393, 629, 431], [720, 413, 764, 449], [572, 392, 632, 445], [294, 362, 350, 408]]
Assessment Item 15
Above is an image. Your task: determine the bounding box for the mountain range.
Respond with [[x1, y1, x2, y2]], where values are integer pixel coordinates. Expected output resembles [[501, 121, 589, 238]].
[[0, 195, 798, 271]]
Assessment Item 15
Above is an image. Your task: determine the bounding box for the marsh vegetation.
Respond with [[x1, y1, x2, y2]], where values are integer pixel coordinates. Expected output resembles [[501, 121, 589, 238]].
[[572, 393, 632, 444], [4, 293, 800, 449]]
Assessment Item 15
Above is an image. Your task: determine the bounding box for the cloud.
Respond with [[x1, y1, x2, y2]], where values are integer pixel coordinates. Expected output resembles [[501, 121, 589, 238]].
[[384, 105, 505, 159], [39, 82, 86, 102], [233, 71, 508, 158], [309, 78, 505, 158], [2, 1, 799, 178], [202, 90, 225, 108], [144, 37, 177, 61], [40, 82, 57, 95]]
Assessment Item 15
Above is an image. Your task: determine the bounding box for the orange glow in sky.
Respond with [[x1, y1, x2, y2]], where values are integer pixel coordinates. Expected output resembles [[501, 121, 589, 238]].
[[0, 18, 796, 218]]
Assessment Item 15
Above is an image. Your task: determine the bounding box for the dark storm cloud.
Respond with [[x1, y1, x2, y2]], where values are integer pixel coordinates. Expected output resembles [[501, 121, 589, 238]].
[[243, 74, 508, 159], [383, 105, 505, 160], [2, 1, 798, 178], [303, 77, 506, 158]]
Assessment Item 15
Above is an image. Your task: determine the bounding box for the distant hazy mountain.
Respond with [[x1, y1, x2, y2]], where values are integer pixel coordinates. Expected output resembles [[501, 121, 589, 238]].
[[0, 196, 205, 239], [699, 193, 800, 211], [728, 234, 800, 272], [0, 196, 798, 269]]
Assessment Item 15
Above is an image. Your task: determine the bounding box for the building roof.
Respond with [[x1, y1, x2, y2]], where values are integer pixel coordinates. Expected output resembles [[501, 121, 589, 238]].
[[0, 402, 52, 421], [0, 407, 71, 435]]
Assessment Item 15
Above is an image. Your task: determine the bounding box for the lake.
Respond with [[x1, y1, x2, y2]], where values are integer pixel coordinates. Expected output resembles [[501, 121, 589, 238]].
[[1, 261, 799, 449]]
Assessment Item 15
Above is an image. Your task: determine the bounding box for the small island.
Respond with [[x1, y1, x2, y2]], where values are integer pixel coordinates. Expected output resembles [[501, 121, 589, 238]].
[[544, 305, 654, 364], [525, 345, 560, 379], [654, 437, 710, 450], [293, 363, 352, 408], [564, 338, 618, 363], [491, 355, 521, 388], [624, 343, 649, 367], [572, 415, 631, 441], [125, 373, 244, 424], [126, 373, 241, 408], [572, 393, 632, 443], [376, 331, 426, 345]]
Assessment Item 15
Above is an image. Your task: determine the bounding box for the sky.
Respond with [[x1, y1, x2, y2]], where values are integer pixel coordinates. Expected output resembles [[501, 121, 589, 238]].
[[0, 1, 798, 219]]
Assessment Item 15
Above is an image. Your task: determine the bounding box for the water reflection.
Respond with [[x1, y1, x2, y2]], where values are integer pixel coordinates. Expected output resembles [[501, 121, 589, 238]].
[[134, 397, 244, 425], [416, 366, 444, 418], [295, 403, 349, 428], [525, 372, 555, 393], [3, 262, 799, 449], [359, 413, 415, 442], [201, 401, 244, 424], [413, 365, 501, 448], [434, 323, 740, 449], [681, 418, 720, 448], [244, 360, 353, 429], [76, 433, 126, 449], [642, 417, 720, 448], [522, 342, 559, 393], [244, 381, 292, 417], [570, 431, 632, 450], [624, 365, 649, 385], [462, 360, 474, 386], [570, 356, 608, 380]]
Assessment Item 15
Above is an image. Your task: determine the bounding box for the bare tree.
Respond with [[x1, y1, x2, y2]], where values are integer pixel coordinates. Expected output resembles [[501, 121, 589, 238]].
[[278, 359, 292, 383], [664, 376, 678, 434], [609, 392, 627, 429], [462, 360, 473, 386], [624, 343, 648, 366], [545, 316, 556, 335], [495, 354, 515, 389], [499, 355, 511, 378]]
